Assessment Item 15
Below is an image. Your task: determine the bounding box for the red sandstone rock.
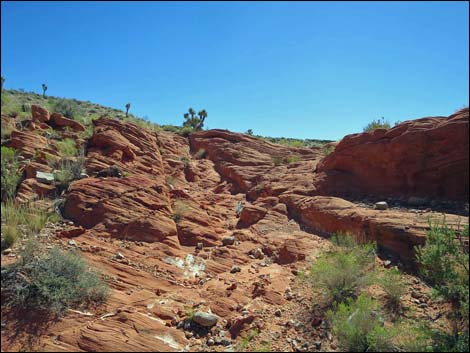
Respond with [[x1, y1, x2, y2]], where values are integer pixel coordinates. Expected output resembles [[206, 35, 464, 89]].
[[237, 204, 267, 228], [49, 113, 86, 132], [315, 108, 469, 201], [31, 104, 50, 123]]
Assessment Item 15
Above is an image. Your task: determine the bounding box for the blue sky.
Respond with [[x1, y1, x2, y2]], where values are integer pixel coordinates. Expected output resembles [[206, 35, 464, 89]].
[[1, 1, 468, 140]]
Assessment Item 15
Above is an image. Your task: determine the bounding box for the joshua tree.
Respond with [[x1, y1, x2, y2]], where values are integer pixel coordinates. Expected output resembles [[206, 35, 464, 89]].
[[1, 76, 4, 91], [125, 103, 131, 117], [182, 108, 207, 131], [246, 129, 254, 136], [42, 83, 48, 98]]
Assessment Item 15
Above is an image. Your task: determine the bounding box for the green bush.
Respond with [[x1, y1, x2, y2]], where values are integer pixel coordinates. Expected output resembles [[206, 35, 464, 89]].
[[309, 234, 376, 303], [415, 219, 469, 351], [55, 138, 78, 157], [1, 199, 60, 249], [375, 267, 405, 314], [53, 99, 84, 120], [367, 321, 432, 352], [363, 117, 391, 132], [1, 241, 109, 317], [327, 293, 380, 351], [1, 146, 22, 201]]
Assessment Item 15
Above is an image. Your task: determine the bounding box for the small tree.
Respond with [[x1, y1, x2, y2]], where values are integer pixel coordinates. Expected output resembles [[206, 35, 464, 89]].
[[1, 76, 4, 91], [125, 103, 131, 117], [246, 129, 254, 136], [42, 83, 48, 98], [182, 108, 207, 131]]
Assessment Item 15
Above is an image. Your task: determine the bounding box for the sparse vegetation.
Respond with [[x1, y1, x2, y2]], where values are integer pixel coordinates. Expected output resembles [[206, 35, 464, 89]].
[[322, 144, 335, 156], [125, 102, 131, 117], [375, 267, 405, 314], [308, 233, 376, 304], [193, 148, 206, 159], [285, 155, 301, 164], [238, 329, 259, 351], [42, 83, 48, 98], [1, 240, 109, 317], [55, 138, 78, 157], [363, 117, 391, 132], [1, 199, 60, 249], [415, 219, 469, 352], [1, 146, 22, 201], [246, 129, 254, 136], [172, 199, 190, 223]]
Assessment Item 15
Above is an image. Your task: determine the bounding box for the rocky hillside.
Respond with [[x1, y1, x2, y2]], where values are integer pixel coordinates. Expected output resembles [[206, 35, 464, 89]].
[[1, 102, 469, 352]]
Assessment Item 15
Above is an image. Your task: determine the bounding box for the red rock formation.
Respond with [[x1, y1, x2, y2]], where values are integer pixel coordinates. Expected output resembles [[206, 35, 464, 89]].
[[49, 112, 86, 132], [31, 104, 50, 123], [315, 108, 469, 201]]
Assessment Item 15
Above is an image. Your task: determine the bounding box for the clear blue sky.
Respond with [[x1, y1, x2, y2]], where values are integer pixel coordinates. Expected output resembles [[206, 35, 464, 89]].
[[1, 1, 468, 140]]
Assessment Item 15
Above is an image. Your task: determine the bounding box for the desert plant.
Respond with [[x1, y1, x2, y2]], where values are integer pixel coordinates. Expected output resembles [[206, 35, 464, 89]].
[[309, 235, 376, 304], [1, 146, 22, 201], [285, 155, 301, 164], [238, 329, 259, 351], [1, 76, 4, 91], [375, 267, 405, 314], [367, 321, 432, 352], [53, 99, 83, 120], [1, 240, 109, 317], [125, 103, 131, 117], [55, 138, 78, 157], [193, 148, 206, 159], [172, 199, 190, 223], [182, 108, 207, 131], [322, 144, 335, 156], [327, 293, 380, 351], [363, 117, 391, 132], [246, 129, 254, 136], [272, 156, 283, 166], [415, 219, 469, 350], [1, 199, 60, 249], [42, 83, 48, 98]]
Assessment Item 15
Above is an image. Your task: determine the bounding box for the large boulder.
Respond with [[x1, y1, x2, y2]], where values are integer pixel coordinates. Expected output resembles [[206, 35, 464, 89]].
[[49, 113, 86, 132], [315, 108, 469, 201], [31, 104, 50, 123]]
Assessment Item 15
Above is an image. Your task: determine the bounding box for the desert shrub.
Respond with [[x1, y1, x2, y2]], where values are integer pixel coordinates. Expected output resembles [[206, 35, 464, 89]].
[[367, 321, 432, 352], [363, 117, 391, 132], [1, 200, 60, 249], [285, 155, 301, 164], [1, 146, 22, 201], [52, 99, 84, 120], [55, 138, 78, 157], [238, 329, 259, 351], [53, 154, 85, 192], [415, 219, 469, 351], [309, 234, 376, 303], [182, 108, 207, 131], [375, 267, 405, 314], [322, 144, 335, 156], [172, 199, 190, 223], [327, 293, 380, 351], [193, 148, 206, 159], [1, 240, 108, 317], [272, 156, 283, 166]]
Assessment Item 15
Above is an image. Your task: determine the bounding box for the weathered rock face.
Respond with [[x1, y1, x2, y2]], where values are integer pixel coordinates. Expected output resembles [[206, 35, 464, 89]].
[[189, 129, 322, 196], [280, 194, 466, 262], [64, 176, 179, 246], [49, 113, 86, 132], [315, 108, 469, 201], [86, 117, 165, 177], [31, 104, 50, 123]]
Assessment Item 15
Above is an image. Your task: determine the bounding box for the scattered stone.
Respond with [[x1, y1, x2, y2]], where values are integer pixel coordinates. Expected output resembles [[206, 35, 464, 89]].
[[314, 341, 321, 349], [68, 240, 77, 246], [374, 201, 388, 210], [222, 236, 235, 246], [411, 291, 423, 299], [2, 248, 12, 255], [116, 252, 125, 260], [383, 260, 392, 268], [274, 309, 282, 317], [79, 172, 89, 179], [207, 338, 215, 346], [192, 312, 218, 327], [196, 242, 204, 250], [230, 266, 241, 274], [185, 331, 194, 339], [36, 171, 55, 184]]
